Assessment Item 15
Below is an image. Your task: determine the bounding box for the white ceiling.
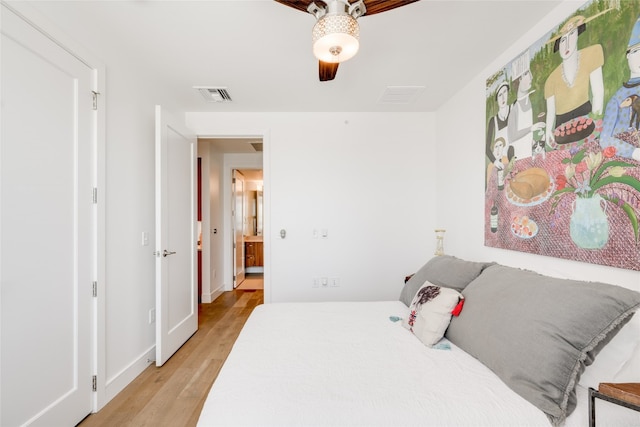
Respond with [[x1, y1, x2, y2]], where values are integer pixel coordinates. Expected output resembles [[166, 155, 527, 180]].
[[23, 0, 563, 113]]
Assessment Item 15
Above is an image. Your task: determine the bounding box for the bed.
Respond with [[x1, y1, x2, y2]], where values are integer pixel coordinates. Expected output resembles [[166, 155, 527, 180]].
[[197, 257, 640, 427]]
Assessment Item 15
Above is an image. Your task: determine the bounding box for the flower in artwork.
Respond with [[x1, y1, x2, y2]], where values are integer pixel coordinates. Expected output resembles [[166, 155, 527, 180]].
[[575, 180, 592, 196], [550, 143, 640, 242], [556, 174, 568, 191], [603, 146, 616, 158], [608, 166, 625, 177]]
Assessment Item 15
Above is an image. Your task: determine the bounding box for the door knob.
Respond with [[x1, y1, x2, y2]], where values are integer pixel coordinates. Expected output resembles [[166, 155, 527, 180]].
[[163, 250, 176, 257]]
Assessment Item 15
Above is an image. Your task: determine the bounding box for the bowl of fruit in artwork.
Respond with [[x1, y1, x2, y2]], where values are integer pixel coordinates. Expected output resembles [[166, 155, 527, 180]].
[[511, 215, 539, 239]]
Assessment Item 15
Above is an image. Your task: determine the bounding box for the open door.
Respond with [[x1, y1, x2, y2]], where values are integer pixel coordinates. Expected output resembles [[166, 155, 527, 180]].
[[232, 170, 245, 288], [155, 106, 198, 366]]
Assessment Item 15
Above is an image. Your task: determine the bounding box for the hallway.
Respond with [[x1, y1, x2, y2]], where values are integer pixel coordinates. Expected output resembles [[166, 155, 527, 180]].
[[237, 273, 263, 290]]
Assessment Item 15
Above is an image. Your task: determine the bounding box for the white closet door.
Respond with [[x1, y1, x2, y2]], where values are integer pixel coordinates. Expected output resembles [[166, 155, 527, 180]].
[[1, 5, 95, 426]]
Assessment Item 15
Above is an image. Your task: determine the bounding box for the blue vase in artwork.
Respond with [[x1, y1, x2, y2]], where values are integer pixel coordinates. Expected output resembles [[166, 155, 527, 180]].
[[569, 194, 609, 249]]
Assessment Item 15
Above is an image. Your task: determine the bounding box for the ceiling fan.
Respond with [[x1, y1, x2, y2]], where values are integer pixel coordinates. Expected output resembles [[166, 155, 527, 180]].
[[275, 0, 419, 81]]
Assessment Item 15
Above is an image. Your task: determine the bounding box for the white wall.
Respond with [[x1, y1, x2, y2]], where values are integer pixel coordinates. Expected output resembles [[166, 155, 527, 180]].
[[435, 0, 639, 293], [206, 144, 226, 302], [100, 53, 158, 401], [188, 112, 437, 303]]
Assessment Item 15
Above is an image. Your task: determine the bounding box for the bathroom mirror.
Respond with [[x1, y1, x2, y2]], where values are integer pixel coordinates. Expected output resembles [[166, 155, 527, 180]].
[[239, 169, 263, 237], [245, 189, 263, 236]]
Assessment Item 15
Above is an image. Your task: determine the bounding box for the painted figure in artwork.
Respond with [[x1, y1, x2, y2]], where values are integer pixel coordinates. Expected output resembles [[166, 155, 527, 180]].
[[600, 16, 640, 161], [507, 58, 545, 161], [544, 15, 605, 146], [486, 82, 510, 186]]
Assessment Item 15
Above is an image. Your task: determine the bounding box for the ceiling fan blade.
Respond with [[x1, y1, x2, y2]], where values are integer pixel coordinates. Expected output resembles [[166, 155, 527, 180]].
[[274, 0, 420, 16], [362, 0, 420, 16], [273, 0, 315, 13], [319, 61, 339, 82]]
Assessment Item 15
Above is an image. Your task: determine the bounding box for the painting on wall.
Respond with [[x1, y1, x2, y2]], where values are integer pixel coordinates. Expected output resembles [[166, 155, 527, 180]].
[[485, 0, 640, 271]]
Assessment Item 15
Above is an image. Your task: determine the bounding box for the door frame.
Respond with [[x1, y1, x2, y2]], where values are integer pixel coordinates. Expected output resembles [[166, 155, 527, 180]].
[[1, 0, 107, 413], [223, 154, 266, 295], [197, 133, 269, 303]]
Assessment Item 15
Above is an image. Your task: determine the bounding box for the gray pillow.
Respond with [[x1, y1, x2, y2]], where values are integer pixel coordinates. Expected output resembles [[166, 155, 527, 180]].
[[445, 264, 640, 426], [398, 255, 494, 306]]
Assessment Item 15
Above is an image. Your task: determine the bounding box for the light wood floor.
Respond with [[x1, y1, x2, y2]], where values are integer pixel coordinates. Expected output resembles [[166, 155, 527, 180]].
[[79, 289, 263, 427], [237, 273, 263, 290]]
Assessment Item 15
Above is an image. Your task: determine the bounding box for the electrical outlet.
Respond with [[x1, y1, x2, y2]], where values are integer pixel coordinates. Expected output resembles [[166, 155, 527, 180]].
[[149, 308, 156, 324]]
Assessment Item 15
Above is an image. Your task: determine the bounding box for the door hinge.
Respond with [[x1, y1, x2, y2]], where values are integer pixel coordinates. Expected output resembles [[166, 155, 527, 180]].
[[232, 178, 236, 184], [92, 187, 98, 204], [92, 281, 97, 297], [92, 375, 97, 392], [233, 275, 236, 281], [92, 91, 100, 110]]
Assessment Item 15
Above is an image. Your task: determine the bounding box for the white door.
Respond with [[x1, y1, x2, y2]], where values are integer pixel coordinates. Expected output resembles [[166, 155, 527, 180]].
[[1, 5, 95, 426], [232, 170, 245, 288], [155, 106, 198, 367]]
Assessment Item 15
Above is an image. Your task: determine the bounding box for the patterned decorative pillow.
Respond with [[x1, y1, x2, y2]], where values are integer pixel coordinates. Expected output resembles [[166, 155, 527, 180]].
[[402, 281, 464, 347]]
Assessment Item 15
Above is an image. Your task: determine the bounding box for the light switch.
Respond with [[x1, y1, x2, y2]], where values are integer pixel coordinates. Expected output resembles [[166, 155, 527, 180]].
[[142, 231, 149, 246]]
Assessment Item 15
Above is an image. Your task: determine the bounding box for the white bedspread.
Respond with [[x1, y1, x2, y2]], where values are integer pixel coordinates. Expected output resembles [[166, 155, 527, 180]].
[[197, 301, 640, 427]]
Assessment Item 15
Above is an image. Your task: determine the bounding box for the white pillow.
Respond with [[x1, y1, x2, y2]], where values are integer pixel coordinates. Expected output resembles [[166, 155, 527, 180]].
[[579, 314, 640, 388], [402, 281, 463, 347]]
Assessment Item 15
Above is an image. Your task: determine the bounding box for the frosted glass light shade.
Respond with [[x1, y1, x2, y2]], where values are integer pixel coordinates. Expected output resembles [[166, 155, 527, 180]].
[[312, 14, 359, 63]]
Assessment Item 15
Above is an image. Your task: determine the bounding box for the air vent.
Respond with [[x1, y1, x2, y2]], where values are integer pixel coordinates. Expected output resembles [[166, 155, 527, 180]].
[[194, 86, 233, 103], [378, 86, 425, 104]]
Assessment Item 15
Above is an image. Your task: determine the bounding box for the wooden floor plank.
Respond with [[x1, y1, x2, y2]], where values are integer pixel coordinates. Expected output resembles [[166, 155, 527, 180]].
[[79, 289, 263, 427]]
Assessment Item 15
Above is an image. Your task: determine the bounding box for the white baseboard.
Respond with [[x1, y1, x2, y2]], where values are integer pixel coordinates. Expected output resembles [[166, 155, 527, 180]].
[[202, 284, 224, 303], [104, 345, 155, 404]]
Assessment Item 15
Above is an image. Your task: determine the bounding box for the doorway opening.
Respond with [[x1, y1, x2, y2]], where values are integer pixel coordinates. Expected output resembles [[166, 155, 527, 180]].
[[196, 137, 265, 303], [233, 168, 263, 290]]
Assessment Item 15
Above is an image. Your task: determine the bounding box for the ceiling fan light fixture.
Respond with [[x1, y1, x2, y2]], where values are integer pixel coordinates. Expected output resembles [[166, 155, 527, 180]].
[[312, 14, 359, 63]]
